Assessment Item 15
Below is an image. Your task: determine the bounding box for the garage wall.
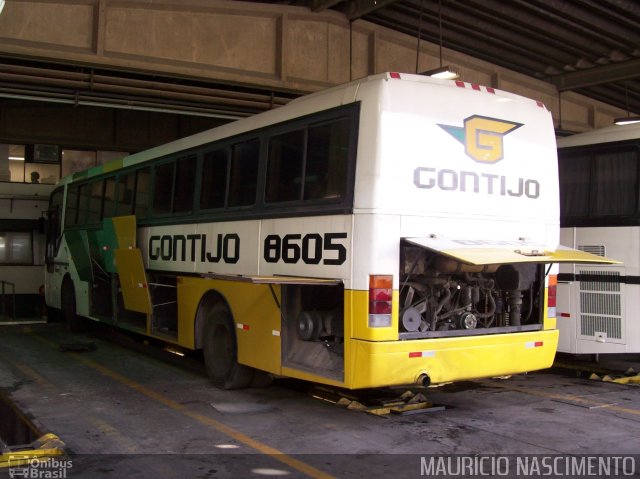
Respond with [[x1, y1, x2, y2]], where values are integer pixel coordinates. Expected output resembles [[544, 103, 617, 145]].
[[0, 0, 627, 132], [0, 99, 225, 151]]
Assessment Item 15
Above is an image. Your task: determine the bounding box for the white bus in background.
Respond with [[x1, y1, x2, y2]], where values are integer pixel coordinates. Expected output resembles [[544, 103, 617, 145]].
[[0, 182, 54, 319], [557, 123, 638, 354]]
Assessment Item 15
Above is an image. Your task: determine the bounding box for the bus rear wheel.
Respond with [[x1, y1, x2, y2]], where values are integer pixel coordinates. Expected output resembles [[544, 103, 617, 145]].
[[203, 305, 254, 389]]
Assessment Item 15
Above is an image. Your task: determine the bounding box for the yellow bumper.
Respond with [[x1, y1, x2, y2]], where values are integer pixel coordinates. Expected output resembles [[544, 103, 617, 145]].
[[346, 329, 559, 389]]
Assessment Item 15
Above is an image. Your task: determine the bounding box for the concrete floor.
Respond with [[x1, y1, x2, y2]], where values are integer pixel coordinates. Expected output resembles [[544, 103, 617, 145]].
[[1, 323, 639, 478]]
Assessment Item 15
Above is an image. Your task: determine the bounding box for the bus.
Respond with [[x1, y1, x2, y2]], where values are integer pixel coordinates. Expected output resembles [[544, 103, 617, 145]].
[[44, 72, 610, 390], [557, 123, 639, 355], [0, 181, 54, 320]]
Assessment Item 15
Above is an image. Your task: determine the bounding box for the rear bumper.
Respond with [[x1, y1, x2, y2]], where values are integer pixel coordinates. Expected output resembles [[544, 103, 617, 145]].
[[347, 329, 559, 389]]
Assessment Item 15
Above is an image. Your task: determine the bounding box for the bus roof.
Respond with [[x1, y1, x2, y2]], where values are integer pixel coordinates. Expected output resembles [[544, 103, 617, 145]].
[[59, 72, 546, 186], [558, 123, 640, 148]]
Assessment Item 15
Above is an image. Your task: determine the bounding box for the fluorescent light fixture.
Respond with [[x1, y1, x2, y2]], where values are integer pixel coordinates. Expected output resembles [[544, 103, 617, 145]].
[[9, 156, 24, 161], [614, 116, 640, 126], [420, 66, 460, 80], [0, 0, 5, 15]]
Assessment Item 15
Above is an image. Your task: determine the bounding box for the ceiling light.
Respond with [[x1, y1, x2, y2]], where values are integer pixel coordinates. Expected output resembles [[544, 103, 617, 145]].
[[614, 82, 639, 126], [614, 116, 640, 126], [420, 66, 460, 80], [415, 0, 460, 82]]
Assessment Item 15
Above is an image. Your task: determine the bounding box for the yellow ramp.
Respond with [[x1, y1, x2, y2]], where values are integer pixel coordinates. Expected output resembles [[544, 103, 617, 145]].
[[112, 215, 137, 248], [114, 248, 152, 315]]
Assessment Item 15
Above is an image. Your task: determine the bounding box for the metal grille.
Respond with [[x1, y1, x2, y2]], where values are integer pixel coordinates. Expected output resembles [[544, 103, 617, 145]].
[[579, 271, 620, 292], [578, 245, 606, 257], [580, 315, 622, 339], [578, 270, 622, 340]]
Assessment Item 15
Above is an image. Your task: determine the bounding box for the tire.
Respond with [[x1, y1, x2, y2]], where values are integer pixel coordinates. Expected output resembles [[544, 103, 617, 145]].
[[61, 278, 85, 332], [250, 370, 274, 388], [202, 305, 254, 389]]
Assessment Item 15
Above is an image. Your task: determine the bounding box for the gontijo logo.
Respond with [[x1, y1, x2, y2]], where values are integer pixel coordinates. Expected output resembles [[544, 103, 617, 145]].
[[438, 115, 522, 163], [413, 114, 540, 199]]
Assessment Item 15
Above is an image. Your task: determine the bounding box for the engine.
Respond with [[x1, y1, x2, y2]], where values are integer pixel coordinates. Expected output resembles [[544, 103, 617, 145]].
[[399, 245, 541, 336]]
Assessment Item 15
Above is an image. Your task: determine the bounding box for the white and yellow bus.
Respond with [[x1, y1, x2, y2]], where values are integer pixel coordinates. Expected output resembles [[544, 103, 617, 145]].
[[557, 123, 638, 355], [44, 72, 609, 389]]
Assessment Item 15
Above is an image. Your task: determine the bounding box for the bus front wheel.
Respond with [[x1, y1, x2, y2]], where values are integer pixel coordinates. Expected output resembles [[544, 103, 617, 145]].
[[203, 305, 254, 389]]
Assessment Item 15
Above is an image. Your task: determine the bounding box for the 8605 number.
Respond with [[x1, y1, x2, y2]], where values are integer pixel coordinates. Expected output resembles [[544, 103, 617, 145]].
[[263, 233, 347, 265]]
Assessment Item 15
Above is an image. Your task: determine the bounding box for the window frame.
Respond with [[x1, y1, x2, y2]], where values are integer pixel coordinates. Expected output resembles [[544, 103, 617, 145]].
[[259, 104, 358, 216], [0, 230, 35, 266]]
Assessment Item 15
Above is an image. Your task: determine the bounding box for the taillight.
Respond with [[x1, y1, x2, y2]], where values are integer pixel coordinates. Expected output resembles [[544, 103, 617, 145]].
[[547, 274, 557, 318], [369, 275, 393, 327]]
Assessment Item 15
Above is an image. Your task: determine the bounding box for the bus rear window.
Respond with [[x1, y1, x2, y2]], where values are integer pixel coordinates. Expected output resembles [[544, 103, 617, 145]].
[[305, 118, 350, 201], [265, 117, 350, 204], [266, 130, 305, 203]]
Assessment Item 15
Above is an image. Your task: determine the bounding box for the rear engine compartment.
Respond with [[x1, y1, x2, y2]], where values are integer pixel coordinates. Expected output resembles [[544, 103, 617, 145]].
[[399, 242, 545, 338]]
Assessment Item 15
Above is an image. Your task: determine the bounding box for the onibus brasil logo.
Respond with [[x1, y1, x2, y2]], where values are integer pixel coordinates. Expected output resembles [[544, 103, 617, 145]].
[[438, 115, 522, 163]]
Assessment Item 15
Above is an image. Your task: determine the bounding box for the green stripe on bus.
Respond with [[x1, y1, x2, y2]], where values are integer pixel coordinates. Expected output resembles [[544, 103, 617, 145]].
[[72, 171, 88, 181], [65, 230, 92, 283], [87, 165, 104, 177], [103, 159, 124, 173]]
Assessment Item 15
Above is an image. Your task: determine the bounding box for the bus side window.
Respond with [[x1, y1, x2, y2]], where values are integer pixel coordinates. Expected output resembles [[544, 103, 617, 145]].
[[266, 129, 305, 203], [64, 185, 79, 227], [173, 155, 196, 213], [305, 117, 350, 201], [153, 162, 174, 215], [103, 177, 117, 219], [76, 183, 91, 225], [116, 172, 135, 216], [134, 168, 150, 218], [200, 149, 229, 209], [229, 139, 259, 207], [559, 154, 590, 219], [560, 147, 640, 222], [592, 151, 638, 216], [88, 180, 104, 224]]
